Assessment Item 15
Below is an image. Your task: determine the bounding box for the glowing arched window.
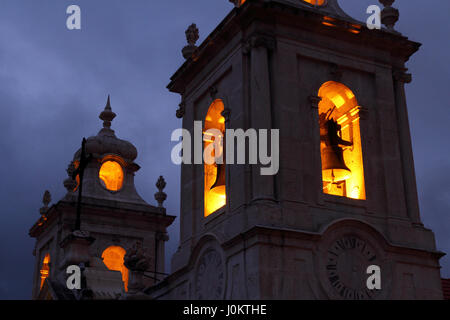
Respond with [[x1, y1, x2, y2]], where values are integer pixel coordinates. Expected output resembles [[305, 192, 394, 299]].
[[318, 81, 366, 200], [40, 253, 50, 289], [303, 0, 325, 5], [99, 161, 124, 191], [204, 99, 226, 217], [102, 246, 129, 291]]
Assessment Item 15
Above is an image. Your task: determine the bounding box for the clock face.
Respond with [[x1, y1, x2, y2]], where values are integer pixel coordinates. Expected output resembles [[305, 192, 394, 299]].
[[325, 235, 381, 300], [195, 248, 225, 300]]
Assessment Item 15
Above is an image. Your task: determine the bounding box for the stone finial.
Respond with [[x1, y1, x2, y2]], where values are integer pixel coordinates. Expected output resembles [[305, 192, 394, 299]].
[[154, 176, 167, 208], [186, 23, 199, 46], [99, 95, 116, 129], [379, 0, 399, 30], [64, 162, 78, 192], [182, 24, 199, 59], [124, 242, 150, 272], [39, 190, 51, 216]]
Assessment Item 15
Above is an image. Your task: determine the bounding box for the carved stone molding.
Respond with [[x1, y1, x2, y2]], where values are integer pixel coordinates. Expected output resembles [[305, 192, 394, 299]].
[[124, 241, 150, 272], [176, 101, 186, 119], [309, 95, 322, 109], [156, 232, 169, 242], [393, 70, 412, 84], [242, 34, 276, 55], [357, 106, 369, 120]]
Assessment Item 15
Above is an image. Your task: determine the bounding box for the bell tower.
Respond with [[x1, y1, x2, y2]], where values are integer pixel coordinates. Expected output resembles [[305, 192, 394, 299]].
[[148, 0, 445, 300], [30, 97, 175, 300]]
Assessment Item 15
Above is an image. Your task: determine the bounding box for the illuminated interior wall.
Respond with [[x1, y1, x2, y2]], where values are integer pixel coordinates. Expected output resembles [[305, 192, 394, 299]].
[[318, 81, 366, 200], [204, 99, 226, 217], [99, 160, 124, 191], [40, 253, 50, 289], [102, 246, 129, 291]]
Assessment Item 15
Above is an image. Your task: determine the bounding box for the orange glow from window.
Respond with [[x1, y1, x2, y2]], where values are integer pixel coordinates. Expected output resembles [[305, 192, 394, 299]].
[[348, 24, 362, 34], [322, 16, 338, 28], [304, 0, 325, 5], [318, 81, 366, 200], [204, 100, 226, 217], [102, 246, 129, 292], [322, 22, 336, 27], [40, 253, 50, 289], [73, 161, 80, 191], [99, 161, 124, 191]]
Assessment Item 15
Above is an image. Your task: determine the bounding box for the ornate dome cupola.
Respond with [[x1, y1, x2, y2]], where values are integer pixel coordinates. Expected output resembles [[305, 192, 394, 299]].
[[30, 96, 175, 299], [68, 96, 146, 205]]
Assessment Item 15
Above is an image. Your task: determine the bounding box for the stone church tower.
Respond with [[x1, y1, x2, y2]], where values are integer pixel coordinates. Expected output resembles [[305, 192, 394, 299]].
[[29, 97, 175, 300], [148, 0, 445, 299]]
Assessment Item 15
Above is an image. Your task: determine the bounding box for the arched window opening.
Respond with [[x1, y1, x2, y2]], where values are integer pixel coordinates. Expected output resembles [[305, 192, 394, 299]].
[[99, 160, 124, 191], [318, 81, 366, 200], [101, 246, 129, 291], [40, 253, 50, 290], [204, 99, 226, 217]]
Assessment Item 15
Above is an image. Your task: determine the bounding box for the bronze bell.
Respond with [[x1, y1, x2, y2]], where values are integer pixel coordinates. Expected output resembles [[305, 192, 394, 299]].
[[321, 146, 351, 182], [319, 115, 353, 183], [210, 163, 226, 194]]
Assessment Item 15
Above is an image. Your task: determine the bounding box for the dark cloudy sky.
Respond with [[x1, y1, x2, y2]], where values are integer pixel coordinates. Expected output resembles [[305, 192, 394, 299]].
[[0, 0, 448, 299]]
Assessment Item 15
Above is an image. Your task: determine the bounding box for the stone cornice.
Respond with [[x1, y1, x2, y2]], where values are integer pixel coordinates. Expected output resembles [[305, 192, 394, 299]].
[[167, 0, 421, 95]]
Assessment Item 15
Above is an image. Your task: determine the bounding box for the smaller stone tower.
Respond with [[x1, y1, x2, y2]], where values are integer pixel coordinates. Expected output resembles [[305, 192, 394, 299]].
[[29, 97, 175, 300]]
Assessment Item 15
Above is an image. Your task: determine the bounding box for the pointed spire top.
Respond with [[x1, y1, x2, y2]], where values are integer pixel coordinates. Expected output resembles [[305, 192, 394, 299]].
[[99, 95, 116, 130], [105, 94, 112, 110]]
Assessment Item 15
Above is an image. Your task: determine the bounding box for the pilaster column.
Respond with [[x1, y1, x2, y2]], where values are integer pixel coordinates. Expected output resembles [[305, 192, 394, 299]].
[[156, 232, 169, 281], [309, 95, 323, 204], [393, 69, 422, 225], [59, 230, 95, 270], [245, 34, 277, 203]]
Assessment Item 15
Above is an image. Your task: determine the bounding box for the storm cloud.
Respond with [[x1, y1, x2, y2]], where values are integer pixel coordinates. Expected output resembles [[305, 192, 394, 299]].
[[0, 0, 448, 299]]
